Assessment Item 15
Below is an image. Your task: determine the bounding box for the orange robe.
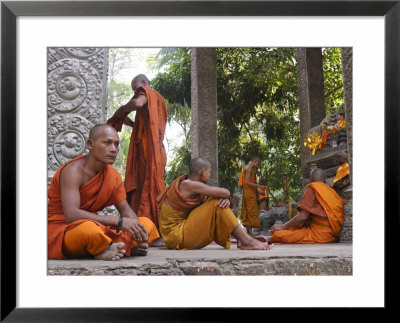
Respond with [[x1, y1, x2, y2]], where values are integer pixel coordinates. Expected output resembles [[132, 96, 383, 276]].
[[238, 167, 260, 227], [332, 162, 350, 187], [320, 128, 329, 150], [271, 182, 344, 244], [107, 86, 167, 228], [48, 155, 159, 259], [157, 175, 239, 250]]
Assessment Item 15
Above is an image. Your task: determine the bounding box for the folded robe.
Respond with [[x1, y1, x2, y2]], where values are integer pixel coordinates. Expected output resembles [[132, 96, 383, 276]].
[[157, 175, 238, 250], [238, 167, 260, 227], [271, 182, 345, 244], [107, 86, 167, 228], [332, 162, 350, 187]]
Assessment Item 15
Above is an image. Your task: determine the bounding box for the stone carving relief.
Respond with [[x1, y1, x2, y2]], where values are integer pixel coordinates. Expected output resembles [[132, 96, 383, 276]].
[[47, 48, 109, 173]]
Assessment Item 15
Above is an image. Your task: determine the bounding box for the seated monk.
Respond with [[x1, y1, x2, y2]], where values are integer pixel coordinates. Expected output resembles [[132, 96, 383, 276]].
[[270, 168, 345, 244], [48, 124, 162, 261], [157, 157, 272, 250]]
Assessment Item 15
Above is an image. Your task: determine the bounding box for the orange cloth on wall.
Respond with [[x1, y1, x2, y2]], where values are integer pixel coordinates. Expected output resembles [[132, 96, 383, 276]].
[[337, 119, 346, 128], [271, 182, 344, 244], [107, 86, 167, 228], [332, 162, 350, 187], [48, 155, 159, 259], [238, 167, 260, 228], [320, 128, 329, 150], [158, 176, 238, 249]]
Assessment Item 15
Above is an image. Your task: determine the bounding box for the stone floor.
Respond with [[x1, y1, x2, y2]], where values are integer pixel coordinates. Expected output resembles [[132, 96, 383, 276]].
[[48, 242, 352, 276]]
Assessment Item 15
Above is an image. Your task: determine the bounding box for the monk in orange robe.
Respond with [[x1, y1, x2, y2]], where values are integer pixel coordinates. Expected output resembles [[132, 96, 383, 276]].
[[257, 177, 269, 211], [238, 156, 267, 237], [48, 124, 160, 260], [270, 168, 345, 244], [157, 157, 272, 250], [107, 74, 167, 231]]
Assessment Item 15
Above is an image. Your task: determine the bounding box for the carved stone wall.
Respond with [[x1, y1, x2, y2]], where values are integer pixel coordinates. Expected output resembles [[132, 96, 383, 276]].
[[191, 48, 218, 186], [47, 48, 109, 179]]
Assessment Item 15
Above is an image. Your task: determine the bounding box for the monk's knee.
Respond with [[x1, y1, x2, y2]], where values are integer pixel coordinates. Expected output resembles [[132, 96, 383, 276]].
[[63, 221, 110, 256]]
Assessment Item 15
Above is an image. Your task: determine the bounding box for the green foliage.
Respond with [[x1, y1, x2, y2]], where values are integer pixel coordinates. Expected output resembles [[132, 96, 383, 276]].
[[114, 47, 344, 205], [106, 48, 137, 180], [323, 48, 344, 112]]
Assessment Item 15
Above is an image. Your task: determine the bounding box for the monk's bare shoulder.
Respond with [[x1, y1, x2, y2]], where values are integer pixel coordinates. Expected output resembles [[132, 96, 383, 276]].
[[60, 159, 87, 187], [179, 179, 205, 198]]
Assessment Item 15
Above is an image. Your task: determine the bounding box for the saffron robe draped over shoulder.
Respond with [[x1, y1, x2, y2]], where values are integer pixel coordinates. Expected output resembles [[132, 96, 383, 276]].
[[238, 167, 260, 227], [157, 175, 238, 250], [332, 162, 350, 187], [271, 182, 345, 244], [107, 86, 167, 227], [48, 155, 131, 259]]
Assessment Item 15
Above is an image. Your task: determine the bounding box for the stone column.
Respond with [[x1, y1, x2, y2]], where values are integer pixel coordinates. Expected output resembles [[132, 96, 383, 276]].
[[191, 48, 218, 186], [296, 48, 326, 185], [341, 47, 353, 185], [340, 47, 353, 243], [47, 48, 109, 182]]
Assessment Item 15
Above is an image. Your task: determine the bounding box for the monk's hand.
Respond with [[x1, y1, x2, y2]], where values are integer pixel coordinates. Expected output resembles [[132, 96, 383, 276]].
[[217, 198, 230, 208], [270, 224, 284, 233], [121, 217, 148, 241]]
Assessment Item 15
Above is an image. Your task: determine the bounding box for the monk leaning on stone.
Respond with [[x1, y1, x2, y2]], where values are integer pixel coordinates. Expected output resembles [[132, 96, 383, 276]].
[[270, 168, 345, 244], [48, 124, 162, 261], [106, 74, 167, 233], [157, 157, 272, 251]]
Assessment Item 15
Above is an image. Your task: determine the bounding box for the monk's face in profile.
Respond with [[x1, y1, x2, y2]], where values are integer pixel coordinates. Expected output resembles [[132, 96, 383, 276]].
[[88, 126, 120, 165], [253, 159, 261, 168], [199, 166, 211, 184]]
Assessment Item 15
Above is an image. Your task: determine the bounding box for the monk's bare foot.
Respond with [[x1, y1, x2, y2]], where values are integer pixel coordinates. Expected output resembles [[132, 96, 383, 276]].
[[239, 238, 272, 250], [149, 237, 165, 247], [94, 242, 126, 261], [131, 242, 148, 256]]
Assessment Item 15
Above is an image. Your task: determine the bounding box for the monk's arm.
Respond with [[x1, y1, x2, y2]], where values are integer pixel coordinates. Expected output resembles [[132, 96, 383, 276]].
[[185, 181, 230, 199], [114, 200, 148, 241], [60, 167, 119, 228], [111, 94, 147, 121], [271, 209, 310, 232], [244, 166, 266, 189]]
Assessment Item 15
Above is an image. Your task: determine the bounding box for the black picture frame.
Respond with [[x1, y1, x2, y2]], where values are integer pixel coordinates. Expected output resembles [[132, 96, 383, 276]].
[[1, 0, 398, 321]]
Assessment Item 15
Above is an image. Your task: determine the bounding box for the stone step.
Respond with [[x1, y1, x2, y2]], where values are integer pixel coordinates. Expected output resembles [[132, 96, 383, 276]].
[[48, 243, 352, 276]]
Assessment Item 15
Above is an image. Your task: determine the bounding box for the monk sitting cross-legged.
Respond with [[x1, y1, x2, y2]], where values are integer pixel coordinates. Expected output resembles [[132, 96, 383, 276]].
[[157, 157, 272, 251], [270, 168, 345, 244], [48, 124, 161, 261]]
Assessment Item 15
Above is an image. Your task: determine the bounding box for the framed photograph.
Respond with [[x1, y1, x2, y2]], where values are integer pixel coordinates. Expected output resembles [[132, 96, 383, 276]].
[[2, 0, 398, 320]]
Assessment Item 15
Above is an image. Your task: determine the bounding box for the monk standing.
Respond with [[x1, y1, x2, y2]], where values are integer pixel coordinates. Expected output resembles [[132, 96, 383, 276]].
[[157, 157, 272, 251], [270, 168, 345, 244], [238, 156, 267, 237], [48, 124, 161, 260], [107, 74, 167, 231]]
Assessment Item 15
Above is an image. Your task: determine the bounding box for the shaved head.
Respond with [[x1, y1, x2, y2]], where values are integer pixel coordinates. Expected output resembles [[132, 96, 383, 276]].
[[310, 168, 326, 183], [88, 124, 117, 140], [189, 157, 211, 175], [131, 74, 150, 90]]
